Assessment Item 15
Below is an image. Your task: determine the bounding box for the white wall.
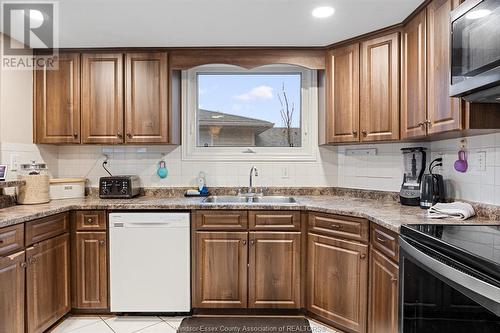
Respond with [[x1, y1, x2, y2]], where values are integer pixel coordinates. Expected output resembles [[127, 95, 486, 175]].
[[0, 34, 59, 181]]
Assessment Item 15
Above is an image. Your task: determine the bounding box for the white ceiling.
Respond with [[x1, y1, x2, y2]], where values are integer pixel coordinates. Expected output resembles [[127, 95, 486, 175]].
[[16, 0, 426, 47]]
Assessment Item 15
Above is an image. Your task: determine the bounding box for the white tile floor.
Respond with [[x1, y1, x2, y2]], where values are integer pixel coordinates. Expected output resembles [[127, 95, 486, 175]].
[[50, 316, 340, 333]]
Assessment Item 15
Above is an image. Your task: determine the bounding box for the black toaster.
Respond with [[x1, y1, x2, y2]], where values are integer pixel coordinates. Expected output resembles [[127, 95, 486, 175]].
[[99, 175, 141, 198]]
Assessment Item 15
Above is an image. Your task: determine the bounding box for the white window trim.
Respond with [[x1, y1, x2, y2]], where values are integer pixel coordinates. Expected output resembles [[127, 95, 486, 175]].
[[181, 64, 318, 161]]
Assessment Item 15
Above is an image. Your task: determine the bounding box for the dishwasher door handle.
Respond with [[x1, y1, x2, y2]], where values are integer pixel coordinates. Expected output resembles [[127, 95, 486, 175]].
[[112, 222, 180, 228]]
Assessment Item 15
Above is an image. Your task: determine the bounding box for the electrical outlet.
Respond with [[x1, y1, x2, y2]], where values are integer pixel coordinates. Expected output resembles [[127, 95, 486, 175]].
[[9, 154, 19, 171], [282, 167, 289, 179], [476, 151, 486, 171]]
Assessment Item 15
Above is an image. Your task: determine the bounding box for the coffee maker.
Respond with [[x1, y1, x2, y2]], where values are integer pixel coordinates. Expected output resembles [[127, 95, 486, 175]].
[[400, 147, 426, 206]]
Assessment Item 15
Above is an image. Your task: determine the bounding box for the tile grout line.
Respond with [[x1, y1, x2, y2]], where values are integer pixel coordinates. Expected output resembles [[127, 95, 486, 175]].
[[130, 317, 164, 333], [100, 316, 117, 333]]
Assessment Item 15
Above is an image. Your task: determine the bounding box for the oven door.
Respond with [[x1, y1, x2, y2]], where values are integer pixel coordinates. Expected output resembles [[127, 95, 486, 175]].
[[450, 0, 500, 99], [399, 237, 500, 333]]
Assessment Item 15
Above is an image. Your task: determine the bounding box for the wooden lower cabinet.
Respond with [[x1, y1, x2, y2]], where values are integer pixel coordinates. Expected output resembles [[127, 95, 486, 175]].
[[26, 233, 71, 333], [307, 233, 368, 333], [193, 231, 248, 308], [368, 248, 399, 333], [0, 251, 25, 333], [248, 232, 301, 308], [73, 232, 108, 309]]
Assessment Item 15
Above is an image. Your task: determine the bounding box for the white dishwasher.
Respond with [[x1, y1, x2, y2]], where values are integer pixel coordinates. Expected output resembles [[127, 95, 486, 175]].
[[109, 212, 191, 312]]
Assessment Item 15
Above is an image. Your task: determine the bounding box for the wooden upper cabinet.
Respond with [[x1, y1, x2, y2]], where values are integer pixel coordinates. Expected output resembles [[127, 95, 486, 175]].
[[193, 231, 248, 308], [34, 53, 81, 144], [73, 232, 108, 309], [248, 232, 301, 309], [360, 32, 400, 142], [326, 44, 360, 143], [308, 233, 368, 333], [0, 251, 25, 333], [26, 233, 70, 333], [368, 248, 399, 333], [81, 53, 124, 144], [125, 52, 169, 143], [401, 10, 427, 139], [427, 0, 463, 135]]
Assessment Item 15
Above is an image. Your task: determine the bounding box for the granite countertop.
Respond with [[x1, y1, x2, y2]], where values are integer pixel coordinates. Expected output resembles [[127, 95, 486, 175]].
[[1, 195, 499, 232]]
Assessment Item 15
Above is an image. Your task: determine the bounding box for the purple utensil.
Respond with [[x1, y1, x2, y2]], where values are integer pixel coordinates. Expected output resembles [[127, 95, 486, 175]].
[[454, 150, 468, 173]]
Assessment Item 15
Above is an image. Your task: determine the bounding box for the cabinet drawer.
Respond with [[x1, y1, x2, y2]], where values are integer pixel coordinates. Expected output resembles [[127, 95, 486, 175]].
[[371, 224, 399, 262], [25, 213, 69, 246], [249, 211, 300, 231], [0, 224, 24, 256], [74, 211, 107, 231], [194, 211, 248, 230], [308, 212, 368, 242]]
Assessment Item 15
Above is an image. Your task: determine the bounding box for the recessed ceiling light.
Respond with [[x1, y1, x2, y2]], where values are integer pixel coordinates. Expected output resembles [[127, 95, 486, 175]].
[[465, 9, 491, 20], [312, 6, 335, 18]]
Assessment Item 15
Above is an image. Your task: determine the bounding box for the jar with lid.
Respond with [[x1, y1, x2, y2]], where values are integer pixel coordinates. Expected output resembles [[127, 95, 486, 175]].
[[17, 161, 50, 204]]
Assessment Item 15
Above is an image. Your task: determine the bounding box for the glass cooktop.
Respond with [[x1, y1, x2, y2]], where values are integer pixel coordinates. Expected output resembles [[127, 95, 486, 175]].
[[401, 224, 500, 281]]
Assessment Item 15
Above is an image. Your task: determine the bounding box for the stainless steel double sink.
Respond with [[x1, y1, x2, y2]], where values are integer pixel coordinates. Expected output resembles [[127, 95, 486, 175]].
[[202, 195, 297, 204]]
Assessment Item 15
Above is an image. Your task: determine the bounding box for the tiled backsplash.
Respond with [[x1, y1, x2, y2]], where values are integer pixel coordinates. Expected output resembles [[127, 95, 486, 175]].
[[54, 145, 338, 188], [2, 133, 500, 206]]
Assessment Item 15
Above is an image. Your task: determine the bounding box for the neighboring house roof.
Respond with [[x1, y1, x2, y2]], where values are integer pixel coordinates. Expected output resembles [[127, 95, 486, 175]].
[[199, 109, 274, 134], [256, 127, 301, 147]]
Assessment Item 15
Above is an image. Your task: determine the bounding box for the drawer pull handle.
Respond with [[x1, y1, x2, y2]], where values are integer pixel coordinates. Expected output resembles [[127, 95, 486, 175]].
[[330, 224, 343, 229], [85, 218, 94, 224], [376, 236, 387, 243], [360, 254, 367, 260]]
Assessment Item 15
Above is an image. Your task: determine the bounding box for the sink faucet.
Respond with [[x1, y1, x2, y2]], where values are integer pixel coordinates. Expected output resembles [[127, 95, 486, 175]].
[[249, 166, 259, 195]]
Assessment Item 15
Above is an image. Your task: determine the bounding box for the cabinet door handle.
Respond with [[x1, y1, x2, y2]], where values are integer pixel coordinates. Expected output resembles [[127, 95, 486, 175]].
[[250, 240, 255, 245], [73, 133, 78, 138], [127, 133, 133, 138], [241, 240, 247, 246], [20, 262, 27, 268], [360, 254, 367, 260], [99, 240, 106, 246], [417, 122, 424, 128], [361, 130, 368, 137], [352, 130, 358, 136], [391, 277, 398, 283], [117, 132, 123, 138]]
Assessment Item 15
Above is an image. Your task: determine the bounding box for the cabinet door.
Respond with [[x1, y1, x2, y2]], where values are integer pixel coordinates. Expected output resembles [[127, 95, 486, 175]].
[[248, 232, 301, 308], [368, 248, 399, 333], [81, 53, 124, 144], [307, 233, 368, 333], [193, 232, 248, 308], [427, 0, 463, 134], [26, 234, 70, 333], [125, 52, 169, 143], [0, 251, 25, 333], [34, 53, 80, 143], [401, 10, 427, 139], [74, 232, 108, 309], [326, 44, 360, 143], [360, 33, 400, 142]]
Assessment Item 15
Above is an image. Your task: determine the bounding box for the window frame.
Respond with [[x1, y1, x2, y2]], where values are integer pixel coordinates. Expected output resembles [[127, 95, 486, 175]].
[[181, 64, 318, 161]]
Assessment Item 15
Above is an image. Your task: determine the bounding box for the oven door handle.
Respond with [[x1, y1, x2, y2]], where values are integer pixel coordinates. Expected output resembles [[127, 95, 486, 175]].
[[400, 237, 500, 316]]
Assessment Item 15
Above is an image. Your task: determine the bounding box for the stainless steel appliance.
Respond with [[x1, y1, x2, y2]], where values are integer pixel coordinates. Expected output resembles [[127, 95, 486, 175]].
[[99, 175, 141, 198], [450, 0, 500, 102], [399, 225, 500, 332], [420, 158, 445, 209], [400, 147, 427, 206]]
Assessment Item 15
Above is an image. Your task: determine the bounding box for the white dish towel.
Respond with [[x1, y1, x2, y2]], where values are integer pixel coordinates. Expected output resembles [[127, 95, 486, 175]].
[[428, 202, 476, 220]]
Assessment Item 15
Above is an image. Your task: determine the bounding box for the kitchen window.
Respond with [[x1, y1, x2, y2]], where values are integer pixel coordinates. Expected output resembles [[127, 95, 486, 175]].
[[182, 65, 317, 161]]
